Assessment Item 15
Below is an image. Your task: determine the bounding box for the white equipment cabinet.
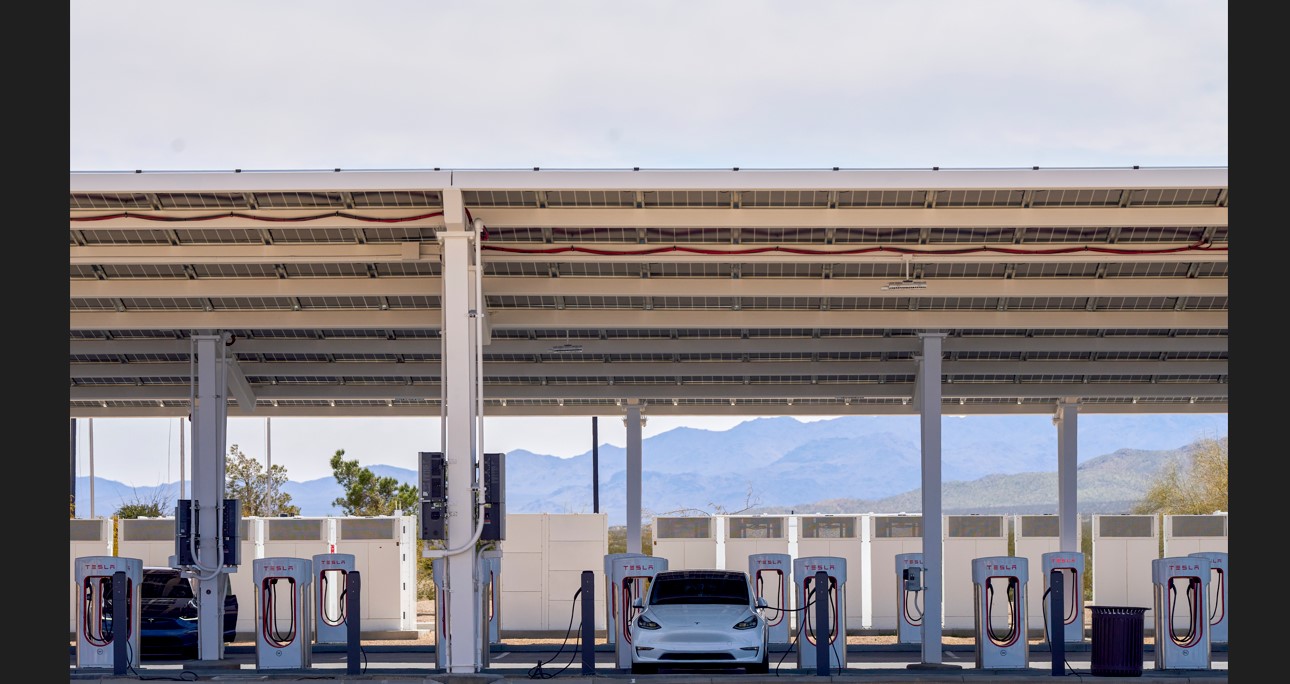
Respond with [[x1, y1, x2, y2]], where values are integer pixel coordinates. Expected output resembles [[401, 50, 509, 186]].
[[1092, 514, 1160, 624], [868, 514, 923, 630], [651, 516, 716, 570], [796, 514, 865, 631], [1163, 513, 1228, 557], [721, 515, 790, 581], [333, 515, 417, 635], [497, 513, 608, 632], [943, 515, 1008, 631], [70, 518, 113, 635]]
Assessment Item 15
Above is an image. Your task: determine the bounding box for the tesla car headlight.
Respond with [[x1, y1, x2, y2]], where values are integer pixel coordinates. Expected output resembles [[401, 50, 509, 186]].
[[179, 614, 199, 622], [733, 614, 759, 630], [636, 614, 661, 630]]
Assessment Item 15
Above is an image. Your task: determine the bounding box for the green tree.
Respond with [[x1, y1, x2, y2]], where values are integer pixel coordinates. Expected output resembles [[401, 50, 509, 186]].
[[329, 449, 419, 516], [225, 443, 300, 517], [1131, 436, 1228, 515]]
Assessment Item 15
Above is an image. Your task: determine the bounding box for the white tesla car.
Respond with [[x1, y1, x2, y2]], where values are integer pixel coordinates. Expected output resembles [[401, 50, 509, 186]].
[[628, 569, 770, 674]]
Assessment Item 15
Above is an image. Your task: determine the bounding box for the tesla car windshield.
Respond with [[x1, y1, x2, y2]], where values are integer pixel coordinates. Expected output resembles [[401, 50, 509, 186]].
[[140, 570, 194, 600], [647, 571, 750, 606]]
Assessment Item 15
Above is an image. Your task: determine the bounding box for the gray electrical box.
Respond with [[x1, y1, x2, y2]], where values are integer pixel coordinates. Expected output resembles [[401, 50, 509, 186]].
[[481, 452, 505, 541], [419, 452, 448, 541]]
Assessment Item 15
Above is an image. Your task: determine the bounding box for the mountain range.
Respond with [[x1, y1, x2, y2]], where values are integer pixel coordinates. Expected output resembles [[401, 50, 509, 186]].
[[73, 414, 1226, 526]]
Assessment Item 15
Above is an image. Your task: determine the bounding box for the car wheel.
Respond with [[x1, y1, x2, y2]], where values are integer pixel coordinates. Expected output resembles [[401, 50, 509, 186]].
[[746, 652, 770, 674], [631, 662, 657, 674]]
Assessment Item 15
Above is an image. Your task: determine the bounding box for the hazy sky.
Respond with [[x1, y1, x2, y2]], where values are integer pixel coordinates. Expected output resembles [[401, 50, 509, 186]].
[[69, 1, 1228, 485]]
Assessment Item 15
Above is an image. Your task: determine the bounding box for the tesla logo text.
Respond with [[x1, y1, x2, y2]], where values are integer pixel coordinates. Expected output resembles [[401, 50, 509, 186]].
[[986, 563, 1018, 571], [622, 564, 654, 571], [319, 560, 346, 566], [753, 560, 784, 566], [803, 563, 835, 571], [901, 560, 923, 566], [265, 564, 296, 571], [1167, 563, 1202, 572], [83, 563, 120, 571], [1050, 557, 1079, 564]]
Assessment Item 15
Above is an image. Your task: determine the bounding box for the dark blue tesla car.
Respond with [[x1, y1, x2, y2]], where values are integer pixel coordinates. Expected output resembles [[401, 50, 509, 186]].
[[137, 567, 238, 658]]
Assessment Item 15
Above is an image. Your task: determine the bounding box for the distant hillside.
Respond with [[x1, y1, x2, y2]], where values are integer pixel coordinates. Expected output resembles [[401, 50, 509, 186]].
[[73, 415, 1225, 524]]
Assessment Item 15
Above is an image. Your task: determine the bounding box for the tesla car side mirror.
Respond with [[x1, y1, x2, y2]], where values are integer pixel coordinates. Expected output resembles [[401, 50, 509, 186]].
[[632, 598, 644, 609], [756, 597, 768, 609]]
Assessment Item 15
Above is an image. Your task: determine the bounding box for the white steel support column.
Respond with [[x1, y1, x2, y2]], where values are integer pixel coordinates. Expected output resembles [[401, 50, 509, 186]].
[[190, 332, 231, 661], [624, 400, 643, 554], [1055, 399, 1080, 551], [917, 332, 946, 666], [438, 189, 483, 673]]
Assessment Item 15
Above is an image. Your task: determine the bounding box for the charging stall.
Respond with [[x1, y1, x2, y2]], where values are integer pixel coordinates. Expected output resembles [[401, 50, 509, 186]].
[[1014, 514, 1082, 641], [608, 553, 667, 671], [797, 515, 864, 632], [75, 555, 142, 670], [895, 552, 924, 644], [1041, 551, 1085, 644], [480, 549, 503, 644], [793, 556, 847, 671], [1092, 514, 1159, 624], [971, 556, 1029, 670], [70, 518, 114, 636], [312, 552, 355, 644], [1189, 551, 1227, 644], [253, 556, 313, 670], [943, 515, 1008, 631], [333, 515, 417, 634], [721, 515, 789, 581], [601, 552, 647, 647], [748, 552, 791, 644], [867, 514, 922, 630], [1152, 556, 1211, 670], [651, 516, 717, 570]]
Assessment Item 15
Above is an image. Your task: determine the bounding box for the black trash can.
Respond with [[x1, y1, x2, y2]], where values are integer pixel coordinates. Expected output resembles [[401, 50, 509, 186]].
[[1089, 605, 1146, 677]]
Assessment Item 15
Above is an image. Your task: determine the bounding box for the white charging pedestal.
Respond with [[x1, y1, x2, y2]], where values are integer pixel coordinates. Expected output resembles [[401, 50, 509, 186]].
[[253, 556, 314, 670], [312, 552, 355, 645], [607, 553, 667, 670], [74, 556, 142, 670], [1041, 551, 1085, 644], [748, 552, 791, 643], [895, 552, 924, 645], [1152, 556, 1211, 670], [1188, 550, 1227, 644], [971, 555, 1029, 669], [792, 555, 847, 670]]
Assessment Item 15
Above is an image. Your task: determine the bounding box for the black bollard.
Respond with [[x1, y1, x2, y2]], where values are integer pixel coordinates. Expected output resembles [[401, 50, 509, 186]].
[[346, 571, 362, 675], [581, 570, 596, 674], [814, 571, 830, 675], [1049, 568, 1064, 676], [112, 571, 128, 675]]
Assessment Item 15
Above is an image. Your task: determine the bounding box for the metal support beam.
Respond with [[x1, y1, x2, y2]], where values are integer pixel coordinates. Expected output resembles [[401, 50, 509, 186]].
[[916, 332, 946, 667], [1055, 399, 1080, 552], [624, 399, 643, 554], [189, 332, 230, 661]]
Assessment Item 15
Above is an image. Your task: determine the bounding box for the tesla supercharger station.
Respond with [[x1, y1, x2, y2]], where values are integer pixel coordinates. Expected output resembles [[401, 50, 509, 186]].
[[943, 515, 1008, 631], [652, 516, 717, 570], [971, 556, 1029, 670], [608, 553, 667, 670], [1014, 513, 1082, 641], [793, 556, 847, 670], [1152, 556, 1211, 670], [868, 514, 922, 630], [602, 552, 648, 646], [895, 552, 924, 645], [75, 555, 142, 670], [70, 518, 113, 637], [312, 552, 355, 645], [254, 556, 313, 670], [480, 549, 503, 644], [1092, 514, 1159, 625], [1041, 551, 1085, 644], [1189, 551, 1227, 644], [748, 552, 791, 644]]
